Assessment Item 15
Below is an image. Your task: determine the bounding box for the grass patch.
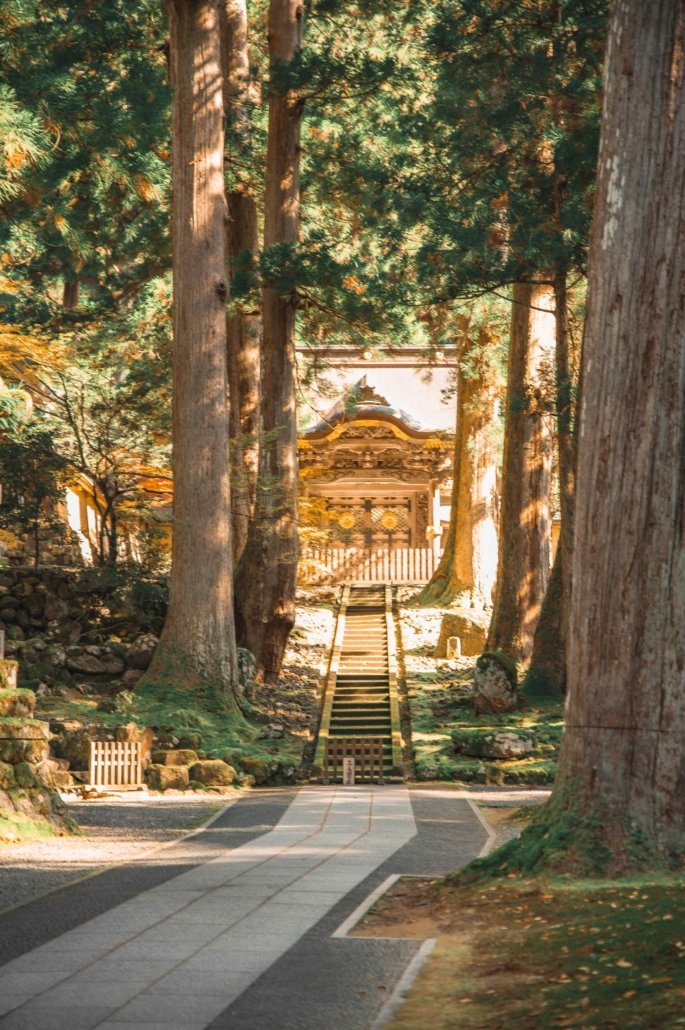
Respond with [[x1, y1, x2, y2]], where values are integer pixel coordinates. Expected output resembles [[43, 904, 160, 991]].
[[410, 674, 564, 785], [0, 806, 56, 844], [363, 874, 685, 1029]]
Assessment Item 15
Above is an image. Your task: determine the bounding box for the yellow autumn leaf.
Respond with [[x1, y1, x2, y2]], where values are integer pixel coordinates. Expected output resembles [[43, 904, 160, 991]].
[[616, 959, 632, 968]]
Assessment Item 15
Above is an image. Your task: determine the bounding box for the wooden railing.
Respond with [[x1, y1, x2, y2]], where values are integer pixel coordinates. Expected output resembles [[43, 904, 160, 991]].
[[324, 737, 386, 784], [89, 741, 143, 789], [300, 546, 441, 585]]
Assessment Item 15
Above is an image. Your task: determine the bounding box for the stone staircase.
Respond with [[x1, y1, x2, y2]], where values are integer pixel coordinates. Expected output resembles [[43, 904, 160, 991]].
[[312, 584, 404, 782], [331, 587, 391, 743]]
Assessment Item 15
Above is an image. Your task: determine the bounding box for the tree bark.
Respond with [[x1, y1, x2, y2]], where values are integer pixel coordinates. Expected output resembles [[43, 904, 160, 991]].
[[419, 333, 501, 609], [62, 280, 79, 310], [220, 0, 261, 564], [233, 0, 303, 682], [143, 0, 238, 699], [553, 0, 685, 866], [226, 193, 261, 562], [523, 269, 576, 695], [486, 282, 554, 665]]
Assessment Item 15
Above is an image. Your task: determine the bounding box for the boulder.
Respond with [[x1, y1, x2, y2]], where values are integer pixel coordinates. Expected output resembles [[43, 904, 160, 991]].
[[51, 726, 95, 770], [100, 655, 125, 676], [0, 688, 36, 718], [26, 661, 60, 686], [434, 609, 489, 658], [144, 764, 189, 791], [122, 668, 143, 689], [258, 723, 284, 740], [6, 625, 24, 640], [43, 644, 66, 667], [0, 738, 50, 765], [151, 749, 198, 767], [66, 653, 106, 675], [473, 652, 518, 714], [124, 634, 159, 671], [14, 760, 55, 789], [189, 760, 235, 787], [237, 756, 278, 785], [452, 727, 535, 759]]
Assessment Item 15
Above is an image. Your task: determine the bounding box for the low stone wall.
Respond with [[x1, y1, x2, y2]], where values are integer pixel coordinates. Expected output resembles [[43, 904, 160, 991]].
[[0, 659, 77, 840]]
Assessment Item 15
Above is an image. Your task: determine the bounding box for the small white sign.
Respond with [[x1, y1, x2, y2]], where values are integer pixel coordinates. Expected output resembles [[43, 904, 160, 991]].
[[342, 756, 355, 786], [0, 629, 4, 661]]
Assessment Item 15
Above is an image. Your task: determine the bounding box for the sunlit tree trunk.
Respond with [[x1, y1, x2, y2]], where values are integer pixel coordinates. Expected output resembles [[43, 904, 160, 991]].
[[233, 0, 303, 682], [524, 268, 576, 695], [143, 0, 238, 699], [553, 0, 685, 865], [221, 0, 261, 564], [486, 282, 554, 666], [420, 331, 501, 609]]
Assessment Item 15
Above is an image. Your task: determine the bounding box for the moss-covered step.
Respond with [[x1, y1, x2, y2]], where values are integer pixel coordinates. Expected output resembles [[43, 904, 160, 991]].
[[0, 688, 36, 718], [0, 717, 50, 740]]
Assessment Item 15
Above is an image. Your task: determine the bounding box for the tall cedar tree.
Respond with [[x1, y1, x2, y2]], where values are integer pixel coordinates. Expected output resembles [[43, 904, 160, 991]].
[[419, 313, 503, 608], [234, 0, 303, 682], [142, 0, 239, 699], [221, 0, 261, 564], [486, 283, 555, 664], [415, 1, 604, 675], [504, 0, 685, 872]]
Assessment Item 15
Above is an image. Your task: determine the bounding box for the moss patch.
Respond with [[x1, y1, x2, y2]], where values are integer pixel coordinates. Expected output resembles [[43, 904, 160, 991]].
[[0, 806, 56, 844]]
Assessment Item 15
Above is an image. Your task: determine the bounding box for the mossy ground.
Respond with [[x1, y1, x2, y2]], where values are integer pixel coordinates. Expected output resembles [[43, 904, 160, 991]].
[[407, 659, 563, 784], [34, 598, 333, 785], [357, 872, 685, 1030]]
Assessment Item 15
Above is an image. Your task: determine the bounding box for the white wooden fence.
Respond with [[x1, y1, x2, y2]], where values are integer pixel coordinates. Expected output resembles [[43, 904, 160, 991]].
[[89, 741, 143, 789], [299, 547, 442, 585]]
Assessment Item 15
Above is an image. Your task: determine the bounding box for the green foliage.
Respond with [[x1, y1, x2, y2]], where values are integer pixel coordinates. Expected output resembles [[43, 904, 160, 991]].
[[0, 417, 68, 564]]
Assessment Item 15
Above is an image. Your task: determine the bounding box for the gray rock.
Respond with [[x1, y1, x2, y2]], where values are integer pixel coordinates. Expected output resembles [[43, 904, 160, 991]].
[[66, 653, 106, 675], [122, 668, 143, 689], [125, 634, 159, 670], [100, 655, 125, 676], [84, 645, 103, 657], [6, 625, 24, 640], [473, 652, 518, 714], [258, 723, 285, 739], [43, 645, 66, 667]]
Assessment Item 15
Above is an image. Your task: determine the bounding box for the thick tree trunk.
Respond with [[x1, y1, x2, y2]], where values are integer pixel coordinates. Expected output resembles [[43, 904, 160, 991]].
[[62, 279, 79, 310], [552, 0, 685, 866], [486, 282, 554, 665], [226, 192, 260, 562], [523, 269, 575, 695], [233, 0, 303, 682], [419, 341, 500, 609], [221, 0, 261, 564], [143, 0, 238, 698]]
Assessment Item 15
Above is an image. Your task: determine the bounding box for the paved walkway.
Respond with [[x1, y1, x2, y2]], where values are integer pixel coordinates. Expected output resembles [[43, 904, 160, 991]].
[[0, 787, 492, 1030]]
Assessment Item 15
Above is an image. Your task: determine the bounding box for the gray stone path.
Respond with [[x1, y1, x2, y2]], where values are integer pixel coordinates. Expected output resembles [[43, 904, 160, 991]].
[[0, 788, 417, 1030], [209, 789, 488, 1030]]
